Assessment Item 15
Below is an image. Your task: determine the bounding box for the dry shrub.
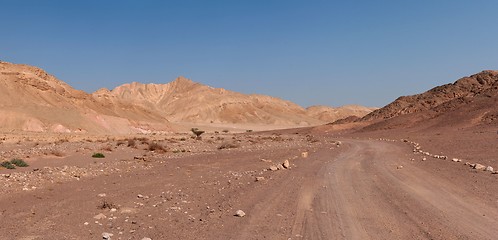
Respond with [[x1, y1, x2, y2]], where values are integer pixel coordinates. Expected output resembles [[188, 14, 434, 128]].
[[101, 145, 113, 152], [98, 199, 116, 210], [51, 150, 65, 157], [148, 141, 166, 153], [218, 141, 240, 150], [127, 139, 136, 148]]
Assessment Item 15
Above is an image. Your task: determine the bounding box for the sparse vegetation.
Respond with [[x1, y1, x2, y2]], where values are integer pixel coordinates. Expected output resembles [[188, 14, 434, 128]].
[[218, 141, 240, 150], [48, 150, 64, 157], [191, 128, 205, 140], [148, 141, 166, 152], [98, 199, 117, 210], [127, 139, 136, 148], [92, 153, 105, 158], [101, 145, 113, 152], [11, 158, 29, 167], [1, 161, 16, 169]]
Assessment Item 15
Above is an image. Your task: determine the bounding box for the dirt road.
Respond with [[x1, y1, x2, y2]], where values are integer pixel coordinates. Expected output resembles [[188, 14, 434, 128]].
[[1, 137, 497, 240], [236, 140, 498, 240]]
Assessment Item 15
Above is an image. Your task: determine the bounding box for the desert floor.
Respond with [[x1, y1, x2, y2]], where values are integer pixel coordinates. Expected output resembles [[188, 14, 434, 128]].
[[0, 127, 497, 240]]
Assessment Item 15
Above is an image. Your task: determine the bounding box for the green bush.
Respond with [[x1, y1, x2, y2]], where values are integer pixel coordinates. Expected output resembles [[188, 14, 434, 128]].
[[10, 159, 29, 167], [92, 153, 105, 158], [1, 161, 16, 169]]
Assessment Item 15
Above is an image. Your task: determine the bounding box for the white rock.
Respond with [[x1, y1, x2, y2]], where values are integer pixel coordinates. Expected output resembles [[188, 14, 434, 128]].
[[485, 166, 494, 172], [474, 164, 486, 170], [235, 210, 246, 217], [282, 160, 290, 169], [102, 232, 113, 239]]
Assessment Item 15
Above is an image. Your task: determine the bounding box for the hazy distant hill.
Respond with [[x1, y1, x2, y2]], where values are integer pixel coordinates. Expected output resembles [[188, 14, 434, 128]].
[[95, 77, 374, 126]]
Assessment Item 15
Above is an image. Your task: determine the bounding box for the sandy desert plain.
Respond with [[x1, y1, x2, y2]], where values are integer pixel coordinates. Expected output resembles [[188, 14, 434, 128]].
[[0, 62, 498, 240]]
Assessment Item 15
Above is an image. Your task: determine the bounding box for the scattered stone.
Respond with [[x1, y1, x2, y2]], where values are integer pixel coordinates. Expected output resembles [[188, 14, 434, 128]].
[[282, 160, 290, 169], [98, 193, 107, 197], [269, 166, 278, 171], [451, 158, 460, 162], [255, 176, 265, 182], [235, 210, 246, 217], [102, 232, 113, 239], [84, 222, 89, 226], [422, 158, 427, 161], [301, 152, 309, 158], [134, 156, 146, 161], [474, 164, 486, 170], [120, 207, 137, 214], [397, 165, 403, 169], [110, 208, 117, 212], [94, 213, 107, 220], [485, 166, 494, 172]]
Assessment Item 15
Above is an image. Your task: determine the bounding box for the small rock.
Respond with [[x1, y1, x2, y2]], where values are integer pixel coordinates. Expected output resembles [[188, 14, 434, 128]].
[[94, 213, 107, 220], [422, 158, 427, 161], [485, 166, 494, 172], [102, 232, 113, 239], [141, 238, 152, 240], [301, 152, 309, 158], [110, 208, 117, 212], [451, 158, 460, 162], [137, 194, 144, 198], [397, 165, 403, 169], [282, 160, 290, 169], [98, 193, 107, 198], [474, 164, 486, 170], [269, 166, 278, 171], [255, 177, 265, 182], [84, 222, 89, 226], [235, 210, 246, 217]]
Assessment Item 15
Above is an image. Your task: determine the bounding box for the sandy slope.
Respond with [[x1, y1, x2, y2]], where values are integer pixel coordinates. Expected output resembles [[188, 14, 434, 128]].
[[0, 61, 171, 134]]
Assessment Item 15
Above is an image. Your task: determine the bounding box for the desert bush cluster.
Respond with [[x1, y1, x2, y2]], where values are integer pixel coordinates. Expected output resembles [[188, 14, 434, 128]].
[[1, 158, 29, 169]]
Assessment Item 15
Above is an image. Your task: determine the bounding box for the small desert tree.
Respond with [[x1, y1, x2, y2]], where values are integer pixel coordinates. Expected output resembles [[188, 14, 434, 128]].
[[191, 128, 205, 140]]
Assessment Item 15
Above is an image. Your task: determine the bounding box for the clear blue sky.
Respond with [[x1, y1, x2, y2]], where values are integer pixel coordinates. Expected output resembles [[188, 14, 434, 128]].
[[1, 0, 497, 107]]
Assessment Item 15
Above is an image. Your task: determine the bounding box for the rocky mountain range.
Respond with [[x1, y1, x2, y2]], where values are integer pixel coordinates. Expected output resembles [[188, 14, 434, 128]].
[[0, 61, 374, 133], [360, 70, 498, 130]]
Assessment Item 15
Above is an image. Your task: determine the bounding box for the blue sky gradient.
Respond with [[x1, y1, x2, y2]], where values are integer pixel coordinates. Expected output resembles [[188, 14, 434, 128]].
[[1, 0, 497, 107]]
